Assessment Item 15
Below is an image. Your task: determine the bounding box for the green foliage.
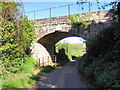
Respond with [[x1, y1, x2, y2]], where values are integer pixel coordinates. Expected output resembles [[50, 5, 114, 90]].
[[0, 2, 35, 74], [55, 41, 62, 53], [0, 2, 38, 88], [0, 2, 21, 21], [39, 66, 55, 75], [1, 56, 39, 88], [55, 42, 86, 60], [17, 17, 35, 54], [86, 26, 117, 57], [2, 73, 36, 88], [96, 62, 120, 88], [0, 1, 58, 89], [67, 43, 85, 58], [20, 57, 38, 73], [68, 14, 91, 31], [78, 22, 120, 89]]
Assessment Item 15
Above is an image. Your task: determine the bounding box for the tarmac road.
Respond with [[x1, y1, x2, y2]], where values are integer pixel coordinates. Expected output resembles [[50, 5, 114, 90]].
[[31, 58, 88, 88]]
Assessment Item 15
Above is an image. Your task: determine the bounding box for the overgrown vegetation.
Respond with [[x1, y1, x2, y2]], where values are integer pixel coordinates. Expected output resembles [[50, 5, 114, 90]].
[[68, 14, 91, 32], [0, 2, 39, 88], [55, 42, 86, 60], [0, 2, 56, 88], [73, 2, 120, 88], [78, 21, 120, 88], [1, 1, 35, 74], [2, 57, 39, 88]]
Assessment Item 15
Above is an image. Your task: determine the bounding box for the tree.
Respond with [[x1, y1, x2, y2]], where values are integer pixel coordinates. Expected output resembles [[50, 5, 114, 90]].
[[55, 41, 62, 53], [0, 1, 35, 73]]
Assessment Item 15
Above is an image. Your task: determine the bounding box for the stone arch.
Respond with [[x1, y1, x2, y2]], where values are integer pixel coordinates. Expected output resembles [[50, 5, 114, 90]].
[[37, 31, 81, 55], [31, 31, 83, 65]]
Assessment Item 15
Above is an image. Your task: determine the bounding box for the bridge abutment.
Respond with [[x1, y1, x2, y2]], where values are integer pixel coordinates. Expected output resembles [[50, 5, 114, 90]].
[[30, 42, 53, 65]]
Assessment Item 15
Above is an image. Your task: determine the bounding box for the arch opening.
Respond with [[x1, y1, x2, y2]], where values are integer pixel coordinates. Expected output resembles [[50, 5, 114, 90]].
[[31, 31, 86, 66], [55, 36, 86, 63]]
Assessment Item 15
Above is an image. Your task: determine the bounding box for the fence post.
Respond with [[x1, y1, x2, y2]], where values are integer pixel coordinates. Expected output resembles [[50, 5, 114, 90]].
[[39, 58, 40, 66], [39, 58, 41, 66], [42, 57, 44, 66], [114, 0, 117, 9], [50, 8, 52, 18], [49, 8, 52, 25], [68, 5, 70, 16], [88, 1, 90, 12], [45, 57, 46, 66], [22, 58, 24, 63], [33, 10, 35, 20]]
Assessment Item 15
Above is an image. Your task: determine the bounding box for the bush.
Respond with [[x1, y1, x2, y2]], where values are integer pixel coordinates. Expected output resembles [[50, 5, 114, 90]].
[[20, 57, 38, 73], [96, 62, 120, 88], [1, 2, 35, 74], [78, 22, 120, 89], [55, 42, 85, 61], [78, 54, 87, 73]]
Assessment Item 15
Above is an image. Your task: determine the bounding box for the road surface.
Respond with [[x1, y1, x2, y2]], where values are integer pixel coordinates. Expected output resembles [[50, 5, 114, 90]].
[[31, 59, 88, 88]]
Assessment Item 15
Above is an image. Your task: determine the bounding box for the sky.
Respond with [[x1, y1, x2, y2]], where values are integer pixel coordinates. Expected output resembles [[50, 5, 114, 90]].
[[60, 37, 86, 44], [15, 0, 119, 2], [21, 0, 118, 44]]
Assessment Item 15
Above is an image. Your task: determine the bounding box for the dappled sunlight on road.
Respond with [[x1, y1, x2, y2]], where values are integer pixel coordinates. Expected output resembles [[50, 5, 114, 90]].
[[31, 59, 87, 88]]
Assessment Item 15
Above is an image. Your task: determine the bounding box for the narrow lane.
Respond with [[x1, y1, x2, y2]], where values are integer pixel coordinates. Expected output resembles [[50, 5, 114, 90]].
[[33, 59, 87, 88]]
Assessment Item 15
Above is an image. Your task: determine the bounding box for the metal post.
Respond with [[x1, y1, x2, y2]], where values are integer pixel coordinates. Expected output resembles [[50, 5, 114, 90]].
[[114, 0, 117, 9], [45, 57, 47, 66], [34, 10, 35, 20], [49, 8, 52, 25], [42, 57, 44, 66], [88, 1, 90, 12], [50, 8, 52, 18], [55, 55, 57, 67], [68, 5, 70, 16], [22, 58, 23, 63]]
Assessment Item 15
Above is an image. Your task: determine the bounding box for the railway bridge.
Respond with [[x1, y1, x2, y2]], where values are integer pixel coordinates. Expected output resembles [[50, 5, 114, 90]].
[[30, 9, 116, 65]]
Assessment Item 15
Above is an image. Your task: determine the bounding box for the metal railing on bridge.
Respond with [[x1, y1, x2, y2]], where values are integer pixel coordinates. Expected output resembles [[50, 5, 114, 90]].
[[24, 1, 117, 20]]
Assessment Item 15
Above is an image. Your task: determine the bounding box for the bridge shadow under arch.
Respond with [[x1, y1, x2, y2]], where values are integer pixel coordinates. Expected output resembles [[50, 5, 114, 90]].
[[37, 31, 82, 60]]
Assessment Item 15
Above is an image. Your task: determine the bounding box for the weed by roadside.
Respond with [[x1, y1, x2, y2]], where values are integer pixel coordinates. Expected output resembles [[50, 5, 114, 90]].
[[1, 57, 39, 88], [39, 65, 55, 75]]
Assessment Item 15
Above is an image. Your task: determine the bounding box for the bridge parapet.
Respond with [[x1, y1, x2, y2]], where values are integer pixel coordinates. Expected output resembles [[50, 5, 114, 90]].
[[33, 9, 113, 26], [33, 9, 116, 41]]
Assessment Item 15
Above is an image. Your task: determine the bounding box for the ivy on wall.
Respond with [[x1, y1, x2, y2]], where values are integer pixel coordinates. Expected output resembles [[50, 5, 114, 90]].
[[68, 14, 91, 33]]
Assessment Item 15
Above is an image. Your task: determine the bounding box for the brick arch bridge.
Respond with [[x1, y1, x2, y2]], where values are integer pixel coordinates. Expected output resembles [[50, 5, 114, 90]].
[[30, 9, 116, 65]]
